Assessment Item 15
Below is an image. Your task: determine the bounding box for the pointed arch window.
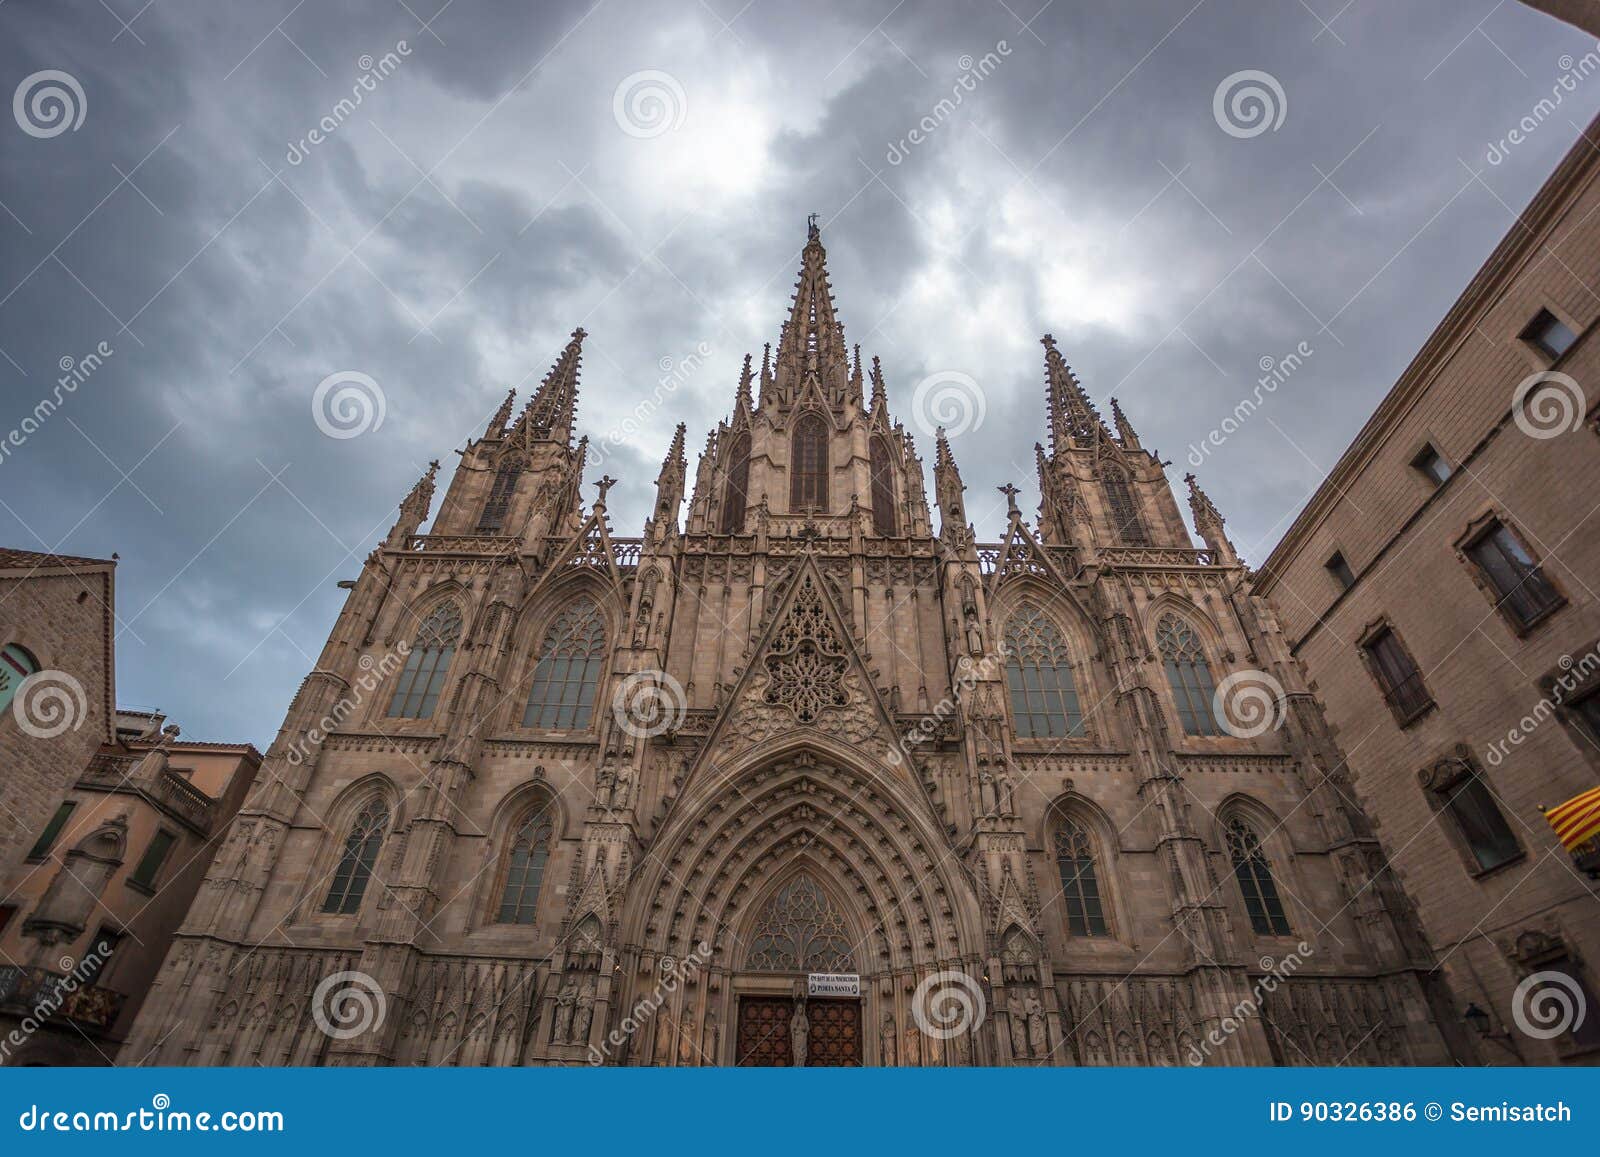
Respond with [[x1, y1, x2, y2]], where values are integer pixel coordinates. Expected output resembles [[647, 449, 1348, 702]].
[[1004, 604, 1085, 738], [477, 458, 523, 533], [523, 599, 607, 729], [1156, 613, 1221, 736], [496, 809, 554, 924], [387, 602, 462, 719], [721, 432, 750, 534], [869, 435, 897, 536], [1225, 817, 1291, 935], [1103, 467, 1147, 544], [790, 412, 828, 511], [322, 802, 388, 915], [1054, 819, 1108, 935], [745, 873, 854, 973]]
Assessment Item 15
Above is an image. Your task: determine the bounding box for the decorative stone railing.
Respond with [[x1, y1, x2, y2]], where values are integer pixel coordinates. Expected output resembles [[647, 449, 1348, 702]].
[[1099, 546, 1216, 567], [78, 754, 216, 831], [405, 534, 520, 555], [0, 965, 125, 1031]]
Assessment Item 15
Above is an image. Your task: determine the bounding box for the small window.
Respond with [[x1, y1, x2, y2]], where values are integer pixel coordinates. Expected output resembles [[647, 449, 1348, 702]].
[[129, 830, 177, 889], [0, 642, 39, 714], [496, 812, 553, 925], [1522, 308, 1577, 359], [1362, 626, 1433, 724], [1054, 821, 1108, 936], [78, 926, 123, 988], [1573, 690, 1600, 748], [1429, 760, 1520, 873], [1325, 551, 1355, 591], [1411, 444, 1452, 485], [27, 801, 75, 860], [1464, 521, 1564, 631]]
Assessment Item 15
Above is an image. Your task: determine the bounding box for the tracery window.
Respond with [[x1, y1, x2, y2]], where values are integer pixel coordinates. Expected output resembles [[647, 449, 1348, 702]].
[[322, 802, 388, 915], [387, 602, 462, 719], [496, 810, 554, 924], [477, 459, 523, 533], [1225, 817, 1291, 935], [1103, 466, 1147, 544], [1054, 820, 1108, 935], [1156, 613, 1221, 736], [523, 599, 607, 729], [721, 432, 751, 535], [869, 435, 896, 536], [790, 412, 828, 511], [744, 873, 854, 973], [1004, 604, 1085, 738], [762, 575, 848, 724]]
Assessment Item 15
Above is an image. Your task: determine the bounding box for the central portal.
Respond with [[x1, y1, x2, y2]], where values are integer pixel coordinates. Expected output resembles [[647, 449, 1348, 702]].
[[735, 995, 862, 1066]]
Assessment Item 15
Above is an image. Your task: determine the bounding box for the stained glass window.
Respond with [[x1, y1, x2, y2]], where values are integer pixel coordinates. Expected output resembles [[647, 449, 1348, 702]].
[[722, 432, 751, 534], [1156, 613, 1221, 736], [870, 435, 896, 536], [1225, 818, 1290, 935], [1055, 821, 1108, 935], [523, 599, 607, 729], [1004, 605, 1084, 738], [322, 802, 388, 915], [387, 603, 462, 719], [497, 811, 553, 924], [791, 412, 828, 511]]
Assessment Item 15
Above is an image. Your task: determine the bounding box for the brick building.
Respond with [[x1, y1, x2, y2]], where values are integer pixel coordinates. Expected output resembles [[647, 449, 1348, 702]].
[[1256, 115, 1600, 1064], [0, 549, 117, 883]]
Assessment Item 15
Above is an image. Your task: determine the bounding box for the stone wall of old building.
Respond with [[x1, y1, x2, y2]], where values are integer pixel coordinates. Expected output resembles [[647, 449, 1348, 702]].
[[125, 229, 1460, 1068], [1257, 114, 1600, 1065]]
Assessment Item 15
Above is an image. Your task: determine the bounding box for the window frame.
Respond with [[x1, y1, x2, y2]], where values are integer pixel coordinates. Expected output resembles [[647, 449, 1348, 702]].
[[789, 411, 829, 512], [1520, 307, 1578, 361], [386, 601, 463, 720], [721, 431, 751, 535], [1454, 512, 1566, 636], [1409, 442, 1452, 486], [1102, 465, 1147, 545], [127, 827, 178, 893], [1003, 604, 1088, 740], [476, 458, 524, 534], [1418, 751, 1524, 879], [522, 597, 608, 732], [1155, 612, 1223, 737], [869, 433, 897, 536], [494, 808, 555, 926], [26, 800, 76, 861], [1325, 550, 1356, 591], [320, 801, 389, 916], [1052, 818, 1110, 937], [1222, 814, 1293, 937], [1357, 619, 1435, 727]]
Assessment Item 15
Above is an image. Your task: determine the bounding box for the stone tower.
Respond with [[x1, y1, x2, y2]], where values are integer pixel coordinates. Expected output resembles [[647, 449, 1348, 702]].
[[126, 226, 1461, 1067]]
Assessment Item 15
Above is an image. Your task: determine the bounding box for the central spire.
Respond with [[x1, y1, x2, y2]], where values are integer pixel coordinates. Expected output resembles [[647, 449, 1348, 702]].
[[773, 220, 849, 405]]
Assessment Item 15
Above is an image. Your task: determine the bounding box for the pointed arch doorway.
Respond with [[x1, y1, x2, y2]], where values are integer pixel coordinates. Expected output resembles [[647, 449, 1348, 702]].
[[733, 871, 863, 1067]]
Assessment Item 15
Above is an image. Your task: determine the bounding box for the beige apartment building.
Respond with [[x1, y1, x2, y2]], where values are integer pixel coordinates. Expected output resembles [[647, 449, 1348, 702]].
[[1257, 115, 1600, 1064], [0, 709, 261, 1065]]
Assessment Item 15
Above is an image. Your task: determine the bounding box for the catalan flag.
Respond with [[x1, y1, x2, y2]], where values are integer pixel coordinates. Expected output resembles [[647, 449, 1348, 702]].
[[1543, 785, 1600, 852]]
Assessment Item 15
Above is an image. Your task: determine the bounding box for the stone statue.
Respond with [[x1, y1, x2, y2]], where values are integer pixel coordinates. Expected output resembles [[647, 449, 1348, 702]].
[[702, 1012, 718, 1065], [979, 769, 998, 816], [1025, 994, 1047, 1058], [612, 764, 635, 809], [552, 979, 577, 1043], [996, 766, 1016, 817], [654, 1011, 674, 1065], [594, 764, 616, 806], [1008, 993, 1029, 1056], [880, 1015, 897, 1066], [572, 981, 595, 1043], [790, 1001, 809, 1067], [678, 1015, 698, 1066], [953, 1025, 972, 1066], [903, 1024, 921, 1066]]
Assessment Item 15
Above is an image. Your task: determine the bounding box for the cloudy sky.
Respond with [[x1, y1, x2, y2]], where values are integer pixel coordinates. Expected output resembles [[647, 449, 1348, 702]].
[[1, 0, 1596, 747]]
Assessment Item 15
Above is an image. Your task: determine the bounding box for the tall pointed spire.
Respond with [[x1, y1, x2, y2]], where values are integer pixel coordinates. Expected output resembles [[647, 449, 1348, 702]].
[[1041, 334, 1108, 453], [650, 422, 688, 539], [934, 427, 969, 544], [774, 221, 848, 400], [387, 459, 439, 547], [1110, 396, 1141, 450], [486, 387, 516, 438], [735, 353, 754, 414], [869, 355, 887, 412], [1186, 472, 1237, 564], [517, 327, 586, 441]]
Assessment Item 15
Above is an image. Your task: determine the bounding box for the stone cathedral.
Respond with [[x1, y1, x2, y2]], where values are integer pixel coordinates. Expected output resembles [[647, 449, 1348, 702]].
[[127, 226, 1464, 1067]]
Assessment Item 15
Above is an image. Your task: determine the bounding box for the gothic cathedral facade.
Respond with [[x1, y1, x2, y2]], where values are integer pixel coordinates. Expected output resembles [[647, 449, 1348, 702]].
[[127, 227, 1464, 1067]]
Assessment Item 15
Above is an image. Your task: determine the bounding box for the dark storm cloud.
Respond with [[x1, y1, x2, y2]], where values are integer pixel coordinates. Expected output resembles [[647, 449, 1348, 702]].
[[1, 0, 1596, 745]]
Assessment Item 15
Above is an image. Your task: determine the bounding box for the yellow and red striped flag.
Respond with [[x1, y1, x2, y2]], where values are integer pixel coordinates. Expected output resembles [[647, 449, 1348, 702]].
[[1544, 785, 1600, 852]]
